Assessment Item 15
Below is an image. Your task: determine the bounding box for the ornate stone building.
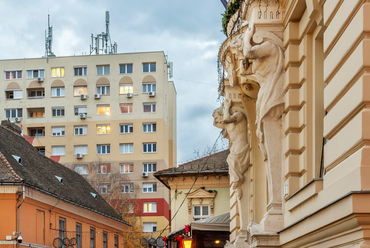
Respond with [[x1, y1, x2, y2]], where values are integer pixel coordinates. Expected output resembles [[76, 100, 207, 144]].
[[215, 0, 370, 247]]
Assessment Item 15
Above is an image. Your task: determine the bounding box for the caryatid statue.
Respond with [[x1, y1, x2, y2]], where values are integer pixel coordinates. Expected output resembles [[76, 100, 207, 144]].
[[242, 22, 285, 222], [213, 99, 250, 232]]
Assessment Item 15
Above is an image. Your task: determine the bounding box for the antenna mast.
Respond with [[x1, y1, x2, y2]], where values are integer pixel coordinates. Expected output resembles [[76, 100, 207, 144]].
[[45, 15, 56, 58], [90, 11, 118, 55]]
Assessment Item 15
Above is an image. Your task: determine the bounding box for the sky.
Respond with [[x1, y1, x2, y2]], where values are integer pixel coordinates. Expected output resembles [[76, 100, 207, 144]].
[[0, 0, 228, 165]]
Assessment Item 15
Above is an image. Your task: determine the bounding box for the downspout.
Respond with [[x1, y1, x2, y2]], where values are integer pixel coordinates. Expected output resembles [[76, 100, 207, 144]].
[[17, 184, 25, 248]]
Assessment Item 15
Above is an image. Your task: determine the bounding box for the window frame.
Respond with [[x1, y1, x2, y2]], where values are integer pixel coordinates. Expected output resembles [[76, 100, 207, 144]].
[[96, 85, 110, 95], [142, 82, 156, 93], [27, 88, 45, 99], [52, 126, 66, 136], [27, 69, 44, 79], [143, 182, 157, 193], [74, 145, 88, 155], [143, 163, 157, 173], [193, 205, 210, 220], [120, 163, 134, 174], [120, 103, 133, 114], [74, 66, 87, 76], [119, 84, 133, 94], [143, 202, 157, 213], [120, 123, 133, 134], [120, 143, 134, 154], [28, 127, 45, 137], [74, 106, 87, 116], [97, 144, 111, 155], [52, 107, 65, 117], [143, 143, 157, 153], [90, 228, 95, 248], [5, 70, 22, 80], [52, 146, 65, 156], [28, 108, 45, 118], [74, 164, 88, 175], [96, 65, 110, 75], [97, 164, 111, 174], [5, 108, 23, 118], [76, 223, 82, 248], [59, 218, 66, 248], [74, 86, 87, 96], [51, 87, 65, 97], [51, 67, 65, 78], [74, 125, 88, 136], [119, 64, 133, 74], [143, 222, 157, 233], [143, 103, 156, 113], [5, 89, 23, 100], [97, 104, 110, 115], [143, 123, 156, 133], [142, 63, 156, 73], [97, 124, 111, 134], [121, 183, 134, 193]]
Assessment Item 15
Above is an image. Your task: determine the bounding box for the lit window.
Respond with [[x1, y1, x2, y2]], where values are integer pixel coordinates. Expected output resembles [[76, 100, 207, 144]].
[[143, 123, 156, 133], [119, 64, 133, 74], [96, 85, 110, 95], [193, 206, 210, 220], [143, 63, 156, 73], [74, 125, 87, 135], [51, 67, 65, 78], [143, 103, 156, 113], [98, 164, 111, 174], [52, 107, 65, 117], [51, 87, 65, 97], [97, 105, 110, 115], [74, 67, 87, 76], [5, 70, 22, 79], [52, 146, 65, 156], [5, 90, 23, 99], [120, 144, 133, 154], [75, 106, 87, 115], [143, 143, 157, 153], [119, 84, 133, 94], [143, 183, 157, 193], [143, 222, 157, 233], [74, 145, 88, 155], [27, 89, 45, 98], [28, 127, 45, 137], [74, 86, 87, 96], [74, 165, 88, 175], [52, 126, 65, 136], [5, 108, 22, 118], [27, 69, 44, 79], [99, 184, 110, 194], [143, 163, 157, 173], [97, 65, 110, 75], [142, 83, 156, 93], [97, 124, 111, 134], [120, 123, 133, 134], [28, 108, 45, 118], [97, 144, 110, 154], [120, 163, 134, 173], [121, 183, 134, 193], [119, 103, 133, 114], [143, 202, 157, 213]]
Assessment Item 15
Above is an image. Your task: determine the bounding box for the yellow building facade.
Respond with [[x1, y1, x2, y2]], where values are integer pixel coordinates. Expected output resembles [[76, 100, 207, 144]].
[[0, 52, 176, 237]]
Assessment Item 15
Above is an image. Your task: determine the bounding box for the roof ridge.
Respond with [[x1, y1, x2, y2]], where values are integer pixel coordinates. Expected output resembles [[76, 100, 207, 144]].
[[179, 149, 229, 167], [0, 150, 23, 182]]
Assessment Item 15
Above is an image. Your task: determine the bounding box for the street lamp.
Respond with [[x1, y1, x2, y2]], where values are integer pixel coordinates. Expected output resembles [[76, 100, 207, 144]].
[[183, 237, 192, 248]]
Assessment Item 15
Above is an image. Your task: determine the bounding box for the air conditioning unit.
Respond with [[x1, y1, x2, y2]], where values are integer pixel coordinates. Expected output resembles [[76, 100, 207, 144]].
[[79, 113, 86, 119], [80, 94, 87, 100], [76, 154, 84, 159], [149, 91, 156, 97], [37, 77, 44, 83], [94, 93, 100, 99], [142, 172, 148, 178], [127, 93, 133, 98], [14, 117, 22, 123]]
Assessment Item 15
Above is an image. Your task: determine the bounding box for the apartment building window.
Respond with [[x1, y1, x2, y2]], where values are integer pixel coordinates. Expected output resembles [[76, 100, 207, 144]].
[[114, 236, 118, 248], [120, 123, 133, 134], [27, 88, 45, 98], [97, 65, 110, 75], [74, 67, 87, 76], [99, 184, 110, 194], [142, 82, 156, 93], [143, 183, 157, 193], [143, 202, 157, 213], [51, 87, 65, 97], [5, 90, 22, 99], [120, 103, 133, 114], [74, 86, 87, 96], [96, 85, 110, 95], [5, 108, 22, 118], [59, 218, 66, 248], [52, 107, 65, 117], [143, 123, 156, 133], [143, 163, 157, 173], [5, 70, 22, 79], [74, 165, 88, 175], [51, 67, 65, 78], [120, 163, 133, 173], [143, 143, 157, 153], [90, 228, 95, 248], [75, 106, 87, 116], [143, 103, 156, 113], [74, 125, 87, 135], [36, 147, 46, 156], [103, 232, 108, 248], [119, 64, 133, 74], [52, 126, 65, 136], [121, 183, 134, 193], [98, 164, 111, 174], [97, 145, 110, 154], [97, 105, 110, 115], [193, 206, 210, 220], [52, 146, 65, 156], [97, 124, 110, 134], [143, 63, 156, 73], [76, 223, 82, 248], [120, 144, 133, 154], [74, 145, 88, 155], [28, 108, 45, 118], [143, 222, 157, 233], [27, 69, 44, 79], [28, 127, 45, 137], [119, 84, 133, 94]]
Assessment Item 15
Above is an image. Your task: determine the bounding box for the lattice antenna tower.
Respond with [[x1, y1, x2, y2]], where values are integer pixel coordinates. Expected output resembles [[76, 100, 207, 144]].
[[90, 11, 118, 55], [45, 15, 56, 58]]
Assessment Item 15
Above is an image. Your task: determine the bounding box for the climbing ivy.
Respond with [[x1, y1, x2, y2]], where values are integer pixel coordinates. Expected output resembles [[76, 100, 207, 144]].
[[222, 0, 241, 36]]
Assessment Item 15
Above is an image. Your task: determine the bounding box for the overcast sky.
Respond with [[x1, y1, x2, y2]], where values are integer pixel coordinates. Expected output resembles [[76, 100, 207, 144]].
[[0, 0, 228, 164]]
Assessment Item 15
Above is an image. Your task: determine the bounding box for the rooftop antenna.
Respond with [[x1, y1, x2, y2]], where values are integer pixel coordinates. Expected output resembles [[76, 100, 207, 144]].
[[90, 11, 118, 55], [45, 14, 56, 61]]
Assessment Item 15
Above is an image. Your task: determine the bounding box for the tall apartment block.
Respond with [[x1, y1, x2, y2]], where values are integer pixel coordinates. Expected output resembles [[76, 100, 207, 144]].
[[0, 51, 176, 236]]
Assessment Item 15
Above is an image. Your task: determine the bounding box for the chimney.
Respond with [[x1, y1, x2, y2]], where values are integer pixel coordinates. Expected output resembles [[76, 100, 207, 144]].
[[1, 120, 22, 135]]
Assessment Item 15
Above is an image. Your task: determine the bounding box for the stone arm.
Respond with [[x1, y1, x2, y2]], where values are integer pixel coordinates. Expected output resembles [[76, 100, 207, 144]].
[[243, 41, 277, 60], [223, 111, 244, 124]]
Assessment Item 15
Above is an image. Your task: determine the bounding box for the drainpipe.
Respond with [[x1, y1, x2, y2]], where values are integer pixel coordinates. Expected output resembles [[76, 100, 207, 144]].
[[17, 185, 25, 248]]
